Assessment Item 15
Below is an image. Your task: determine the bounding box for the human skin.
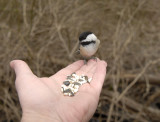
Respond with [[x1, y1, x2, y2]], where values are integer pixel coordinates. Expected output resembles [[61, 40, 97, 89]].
[[10, 59, 107, 122]]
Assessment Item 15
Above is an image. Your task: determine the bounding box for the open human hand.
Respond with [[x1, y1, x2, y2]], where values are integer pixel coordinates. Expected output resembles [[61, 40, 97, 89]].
[[10, 59, 107, 122]]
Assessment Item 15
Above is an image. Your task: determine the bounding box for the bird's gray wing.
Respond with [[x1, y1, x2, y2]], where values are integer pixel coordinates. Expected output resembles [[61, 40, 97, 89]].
[[75, 49, 80, 54], [75, 43, 80, 54]]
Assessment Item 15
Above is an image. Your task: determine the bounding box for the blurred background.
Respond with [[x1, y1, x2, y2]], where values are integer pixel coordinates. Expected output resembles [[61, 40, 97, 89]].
[[0, 0, 160, 121]]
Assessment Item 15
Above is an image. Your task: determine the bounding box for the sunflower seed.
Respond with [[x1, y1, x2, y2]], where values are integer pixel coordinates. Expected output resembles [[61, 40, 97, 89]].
[[63, 81, 70, 86], [63, 88, 71, 93], [73, 82, 81, 86], [67, 76, 72, 79], [84, 76, 88, 81]]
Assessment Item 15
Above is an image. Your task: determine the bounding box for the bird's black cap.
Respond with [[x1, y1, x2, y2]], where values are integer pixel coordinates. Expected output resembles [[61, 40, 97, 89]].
[[79, 31, 93, 41]]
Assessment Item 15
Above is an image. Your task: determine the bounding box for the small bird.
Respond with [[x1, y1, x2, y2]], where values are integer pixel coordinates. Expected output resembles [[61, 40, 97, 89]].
[[78, 31, 100, 64]]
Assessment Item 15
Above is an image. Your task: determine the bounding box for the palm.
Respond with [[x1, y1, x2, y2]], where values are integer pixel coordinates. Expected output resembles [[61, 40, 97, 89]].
[[11, 59, 107, 122]]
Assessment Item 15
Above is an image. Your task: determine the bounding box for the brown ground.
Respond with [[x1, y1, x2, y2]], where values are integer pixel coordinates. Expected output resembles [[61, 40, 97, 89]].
[[0, 0, 160, 122]]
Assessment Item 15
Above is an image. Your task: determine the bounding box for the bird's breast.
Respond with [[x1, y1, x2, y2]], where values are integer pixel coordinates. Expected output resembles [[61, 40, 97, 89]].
[[80, 44, 98, 58]]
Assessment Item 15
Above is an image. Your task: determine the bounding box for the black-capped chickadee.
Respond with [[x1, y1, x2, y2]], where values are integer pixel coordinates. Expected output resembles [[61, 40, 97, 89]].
[[78, 31, 100, 64]]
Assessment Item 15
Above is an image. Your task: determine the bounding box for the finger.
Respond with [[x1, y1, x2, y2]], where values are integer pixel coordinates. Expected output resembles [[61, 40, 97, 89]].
[[85, 63, 97, 78], [50, 60, 84, 81], [76, 59, 98, 76], [90, 60, 107, 93], [10, 60, 34, 78], [75, 59, 98, 92], [78, 62, 98, 92]]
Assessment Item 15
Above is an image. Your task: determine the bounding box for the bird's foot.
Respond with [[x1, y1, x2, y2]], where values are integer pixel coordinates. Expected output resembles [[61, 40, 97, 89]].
[[83, 59, 88, 65], [90, 57, 97, 62], [83, 57, 97, 65]]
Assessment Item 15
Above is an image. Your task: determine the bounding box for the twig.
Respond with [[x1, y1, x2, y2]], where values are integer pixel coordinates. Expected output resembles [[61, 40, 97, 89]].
[[22, 0, 29, 28], [116, 58, 160, 103], [103, 90, 160, 120], [105, 74, 160, 85]]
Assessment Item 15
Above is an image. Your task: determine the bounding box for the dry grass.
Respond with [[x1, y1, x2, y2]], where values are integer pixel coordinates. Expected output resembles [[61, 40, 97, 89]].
[[0, 0, 160, 121]]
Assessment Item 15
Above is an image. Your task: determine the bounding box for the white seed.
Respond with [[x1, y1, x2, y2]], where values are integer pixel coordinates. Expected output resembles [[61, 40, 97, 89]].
[[69, 83, 74, 88], [79, 79, 87, 84], [72, 78, 77, 82], [69, 92, 74, 96], [61, 84, 68, 90], [61, 87, 64, 92], [78, 81, 83, 85], [75, 75, 79, 79], [72, 74, 76, 77], [64, 93, 69, 96], [74, 85, 80, 89], [88, 78, 92, 83], [74, 88, 78, 93], [69, 87, 74, 92]]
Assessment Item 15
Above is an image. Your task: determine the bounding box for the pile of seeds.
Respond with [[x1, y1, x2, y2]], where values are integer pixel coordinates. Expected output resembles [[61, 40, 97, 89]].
[[61, 72, 92, 96]]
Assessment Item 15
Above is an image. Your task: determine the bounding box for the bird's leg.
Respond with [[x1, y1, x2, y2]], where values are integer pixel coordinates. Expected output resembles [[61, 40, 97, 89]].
[[83, 59, 88, 65]]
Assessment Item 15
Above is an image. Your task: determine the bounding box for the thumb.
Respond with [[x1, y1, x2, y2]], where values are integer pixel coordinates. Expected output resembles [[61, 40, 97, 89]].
[[10, 60, 34, 78]]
